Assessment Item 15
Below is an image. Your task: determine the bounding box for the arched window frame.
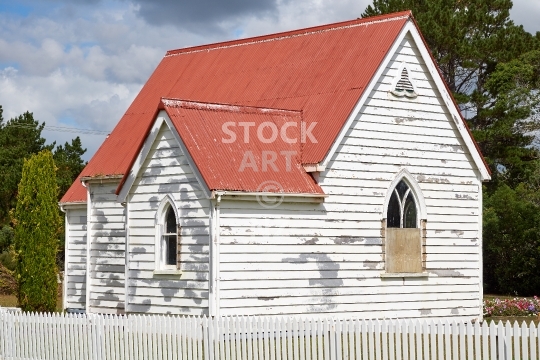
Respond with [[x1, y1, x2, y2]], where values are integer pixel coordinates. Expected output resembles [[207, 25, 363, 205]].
[[155, 194, 180, 271], [390, 62, 418, 99], [383, 169, 426, 224]]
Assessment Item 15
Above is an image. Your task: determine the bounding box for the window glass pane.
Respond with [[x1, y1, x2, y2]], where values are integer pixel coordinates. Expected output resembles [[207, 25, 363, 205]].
[[165, 206, 177, 234], [395, 180, 409, 199], [165, 235, 177, 266], [387, 192, 401, 228], [403, 193, 417, 228]]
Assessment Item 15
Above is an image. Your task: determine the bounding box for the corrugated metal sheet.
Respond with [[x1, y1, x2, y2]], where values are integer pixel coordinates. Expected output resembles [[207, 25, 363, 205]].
[[162, 99, 323, 194], [61, 11, 411, 203]]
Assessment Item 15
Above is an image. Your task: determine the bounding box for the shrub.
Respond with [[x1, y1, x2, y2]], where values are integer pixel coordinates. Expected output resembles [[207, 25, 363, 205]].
[[13, 150, 61, 312], [0, 225, 14, 253], [0, 245, 16, 271], [0, 225, 16, 271]]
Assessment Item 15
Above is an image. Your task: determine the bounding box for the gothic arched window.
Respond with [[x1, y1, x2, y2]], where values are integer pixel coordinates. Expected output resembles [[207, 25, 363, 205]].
[[163, 205, 178, 267], [155, 197, 180, 272], [387, 180, 417, 228]]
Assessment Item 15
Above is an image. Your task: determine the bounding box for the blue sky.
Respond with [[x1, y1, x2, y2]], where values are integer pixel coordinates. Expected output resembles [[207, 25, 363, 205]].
[[0, 2, 32, 16], [0, 0, 539, 161]]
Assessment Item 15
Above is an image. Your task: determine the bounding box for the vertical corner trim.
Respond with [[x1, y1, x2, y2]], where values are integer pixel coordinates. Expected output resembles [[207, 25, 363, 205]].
[[209, 197, 221, 317]]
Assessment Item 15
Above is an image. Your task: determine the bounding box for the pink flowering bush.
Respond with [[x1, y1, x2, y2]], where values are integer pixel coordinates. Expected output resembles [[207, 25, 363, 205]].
[[483, 296, 540, 317]]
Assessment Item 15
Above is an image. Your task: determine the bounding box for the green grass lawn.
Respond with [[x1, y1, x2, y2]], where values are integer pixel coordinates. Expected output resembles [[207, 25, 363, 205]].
[[0, 293, 63, 311], [484, 294, 518, 301], [0, 294, 18, 307]]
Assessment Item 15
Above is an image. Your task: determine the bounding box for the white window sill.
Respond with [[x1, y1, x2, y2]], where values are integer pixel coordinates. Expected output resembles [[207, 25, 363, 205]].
[[380, 272, 429, 278], [153, 269, 182, 277]]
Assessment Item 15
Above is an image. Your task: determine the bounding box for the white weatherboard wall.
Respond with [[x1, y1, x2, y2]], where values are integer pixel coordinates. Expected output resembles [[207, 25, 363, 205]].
[[218, 34, 482, 319], [127, 123, 210, 315], [87, 180, 126, 314], [63, 205, 87, 310]]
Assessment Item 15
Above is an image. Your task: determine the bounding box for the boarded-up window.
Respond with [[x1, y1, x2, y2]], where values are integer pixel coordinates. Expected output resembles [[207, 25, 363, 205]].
[[386, 180, 422, 273], [386, 228, 422, 273]]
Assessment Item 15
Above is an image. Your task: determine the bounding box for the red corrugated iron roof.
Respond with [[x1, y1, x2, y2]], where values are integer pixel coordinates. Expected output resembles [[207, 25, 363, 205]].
[[61, 11, 412, 203], [162, 98, 323, 194]]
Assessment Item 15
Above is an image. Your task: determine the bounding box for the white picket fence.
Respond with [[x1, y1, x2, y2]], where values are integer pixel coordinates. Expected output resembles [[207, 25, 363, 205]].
[[1, 309, 539, 360]]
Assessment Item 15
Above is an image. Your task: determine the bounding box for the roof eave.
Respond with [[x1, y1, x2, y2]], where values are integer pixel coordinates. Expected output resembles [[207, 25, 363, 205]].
[[81, 174, 124, 183], [212, 190, 327, 204]]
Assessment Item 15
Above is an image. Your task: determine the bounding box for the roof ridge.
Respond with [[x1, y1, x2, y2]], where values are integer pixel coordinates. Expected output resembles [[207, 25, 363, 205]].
[[160, 98, 303, 116], [165, 11, 411, 57]]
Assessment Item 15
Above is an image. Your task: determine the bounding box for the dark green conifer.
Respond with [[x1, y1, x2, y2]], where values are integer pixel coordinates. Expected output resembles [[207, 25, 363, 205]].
[[14, 150, 60, 312]]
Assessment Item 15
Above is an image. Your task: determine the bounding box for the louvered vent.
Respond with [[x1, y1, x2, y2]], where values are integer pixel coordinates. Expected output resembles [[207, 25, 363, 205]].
[[392, 67, 417, 98]]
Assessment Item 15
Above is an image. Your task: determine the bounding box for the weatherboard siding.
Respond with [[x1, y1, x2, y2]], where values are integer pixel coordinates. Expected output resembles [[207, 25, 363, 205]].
[[87, 181, 126, 314], [218, 34, 482, 319], [64, 206, 87, 310], [127, 123, 210, 315]]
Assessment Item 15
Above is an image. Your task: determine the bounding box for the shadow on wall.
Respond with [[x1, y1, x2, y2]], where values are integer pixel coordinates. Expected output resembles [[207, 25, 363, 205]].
[[282, 252, 343, 312], [91, 206, 126, 314], [128, 184, 210, 315]]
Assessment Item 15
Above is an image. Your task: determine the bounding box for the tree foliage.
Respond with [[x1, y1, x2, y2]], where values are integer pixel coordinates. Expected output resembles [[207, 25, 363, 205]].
[[0, 105, 87, 276], [0, 107, 52, 224], [53, 137, 87, 200], [0, 225, 14, 254], [14, 151, 61, 312], [483, 183, 540, 295], [476, 50, 540, 186], [0, 225, 16, 272], [363, 0, 540, 295]]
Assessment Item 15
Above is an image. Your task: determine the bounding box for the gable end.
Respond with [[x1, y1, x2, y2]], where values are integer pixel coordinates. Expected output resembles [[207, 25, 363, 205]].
[[116, 111, 211, 203], [321, 19, 490, 181]]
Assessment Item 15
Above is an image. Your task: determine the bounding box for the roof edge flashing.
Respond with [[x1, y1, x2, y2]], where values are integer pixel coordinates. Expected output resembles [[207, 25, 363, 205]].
[[160, 98, 302, 117], [165, 12, 412, 57]]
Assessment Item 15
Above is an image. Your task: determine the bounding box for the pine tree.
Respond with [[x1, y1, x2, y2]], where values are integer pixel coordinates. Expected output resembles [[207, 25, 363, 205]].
[[14, 150, 60, 312]]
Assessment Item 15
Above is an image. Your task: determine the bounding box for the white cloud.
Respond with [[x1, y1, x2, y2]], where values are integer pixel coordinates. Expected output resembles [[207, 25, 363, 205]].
[[237, 0, 370, 37], [510, 0, 540, 34], [0, 64, 139, 159]]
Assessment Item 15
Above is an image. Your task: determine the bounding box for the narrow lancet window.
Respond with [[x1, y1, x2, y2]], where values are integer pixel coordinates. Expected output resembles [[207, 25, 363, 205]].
[[386, 180, 417, 228], [163, 205, 178, 266]]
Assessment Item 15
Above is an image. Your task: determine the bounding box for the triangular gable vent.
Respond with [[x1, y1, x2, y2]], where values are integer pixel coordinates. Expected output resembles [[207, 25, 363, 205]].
[[392, 67, 417, 98]]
